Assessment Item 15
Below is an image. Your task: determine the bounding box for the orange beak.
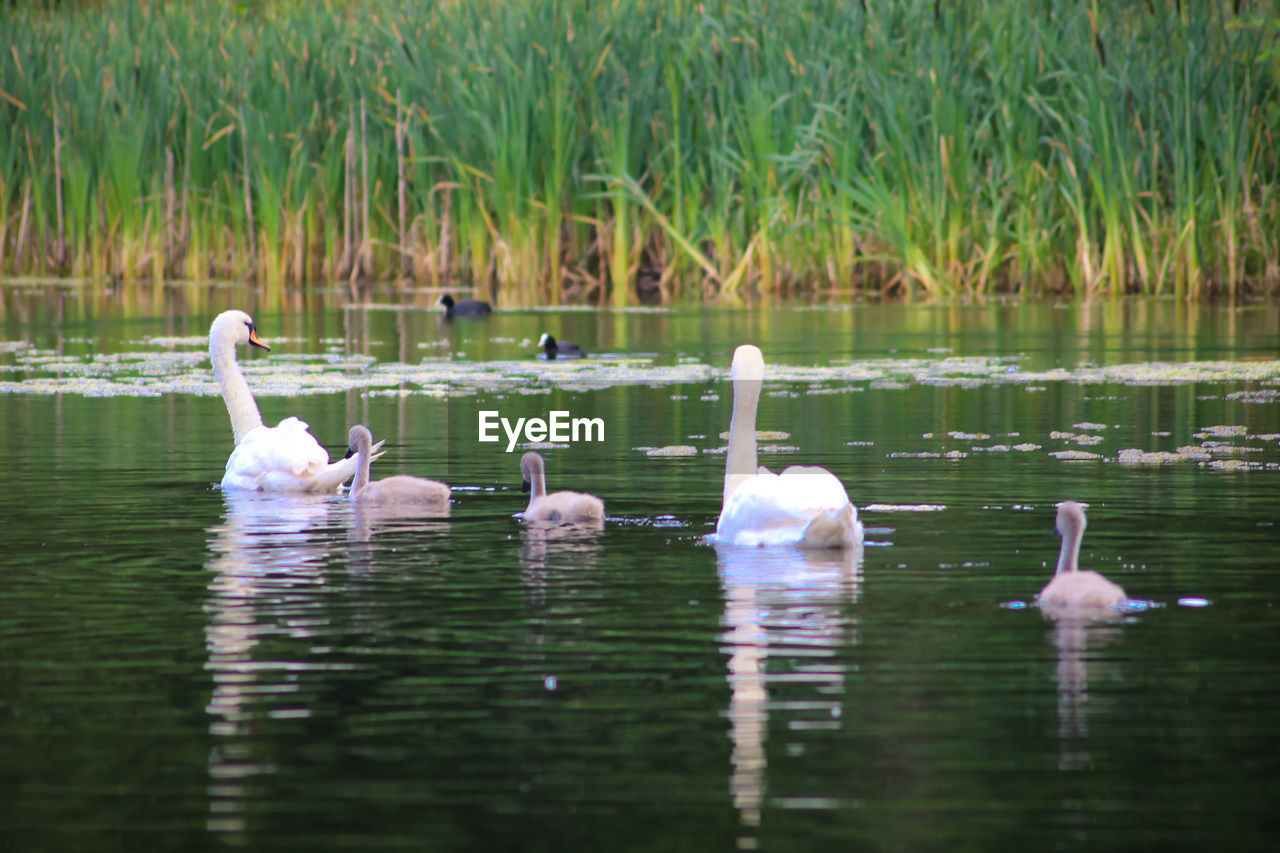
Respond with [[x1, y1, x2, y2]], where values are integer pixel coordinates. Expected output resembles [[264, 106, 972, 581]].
[[248, 326, 270, 352]]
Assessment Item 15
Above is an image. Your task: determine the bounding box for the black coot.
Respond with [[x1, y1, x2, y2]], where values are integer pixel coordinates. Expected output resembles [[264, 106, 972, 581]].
[[539, 333, 586, 360], [439, 294, 492, 319]]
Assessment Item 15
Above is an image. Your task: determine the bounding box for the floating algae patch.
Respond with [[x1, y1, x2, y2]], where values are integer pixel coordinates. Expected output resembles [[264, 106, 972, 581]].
[[805, 385, 860, 395], [1200, 442, 1264, 455], [644, 445, 699, 457], [1041, 360, 1280, 386], [1, 343, 1279, 398], [1049, 450, 1104, 461], [0, 352, 717, 398], [1225, 389, 1280, 403], [401, 353, 1273, 390], [1113, 444, 1260, 466], [1117, 449, 1187, 465], [1050, 431, 1105, 446], [516, 441, 571, 452], [1204, 459, 1280, 472], [1195, 425, 1249, 439]]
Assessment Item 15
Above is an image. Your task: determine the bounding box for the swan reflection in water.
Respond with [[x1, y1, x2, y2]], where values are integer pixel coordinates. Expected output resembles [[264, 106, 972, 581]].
[[518, 519, 604, 609], [348, 498, 451, 549], [203, 491, 343, 836], [204, 489, 456, 835], [1042, 613, 1127, 772], [1034, 501, 1132, 771], [716, 542, 863, 833]]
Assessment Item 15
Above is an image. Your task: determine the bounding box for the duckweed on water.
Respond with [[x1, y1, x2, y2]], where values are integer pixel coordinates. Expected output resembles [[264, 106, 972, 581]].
[[2, 346, 1271, 398], [1196, 425, 1249, 438], [1117, 449, 1190, 465], [643, 446, 699, 458], [1205, 459, 1280, 472], [1050, 431, 1106, 446], [2, 341, 1277, 473], [1048, 450, 1106, 461]]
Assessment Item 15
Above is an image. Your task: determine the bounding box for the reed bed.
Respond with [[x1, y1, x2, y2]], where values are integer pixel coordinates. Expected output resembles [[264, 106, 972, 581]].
[[1, 0, 1277, 301]]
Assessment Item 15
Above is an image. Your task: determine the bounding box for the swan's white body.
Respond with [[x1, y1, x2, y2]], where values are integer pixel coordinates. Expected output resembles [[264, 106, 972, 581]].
[[211, 310, 365, 493], [520, 451, 605, 526], [1037, 501, 1128, 615], [347, 425, 450, 506], [715, 345, 862, 549]]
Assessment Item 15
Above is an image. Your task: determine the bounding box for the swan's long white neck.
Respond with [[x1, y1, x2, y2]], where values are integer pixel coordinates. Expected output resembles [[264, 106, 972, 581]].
[[1056, 509, 1085, 575], [211, 333, 264, 445], [724, 349, 763, 506]]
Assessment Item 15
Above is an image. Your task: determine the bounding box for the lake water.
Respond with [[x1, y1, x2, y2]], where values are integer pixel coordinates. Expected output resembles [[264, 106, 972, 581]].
[[2, 286, 1279, 850]]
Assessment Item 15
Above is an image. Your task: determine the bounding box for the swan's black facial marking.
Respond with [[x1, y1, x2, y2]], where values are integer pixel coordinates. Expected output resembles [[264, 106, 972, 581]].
[[344, 445, 356, 460], [522, 479, 531, 493]]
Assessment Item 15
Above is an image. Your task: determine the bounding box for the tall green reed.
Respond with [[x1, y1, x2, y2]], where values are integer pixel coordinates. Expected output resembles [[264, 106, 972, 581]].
[[0, 0, 1276, 301]]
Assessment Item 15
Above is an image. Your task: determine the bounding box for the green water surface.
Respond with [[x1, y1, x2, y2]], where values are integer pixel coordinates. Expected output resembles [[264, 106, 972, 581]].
[[2, 288, 1278, 850]]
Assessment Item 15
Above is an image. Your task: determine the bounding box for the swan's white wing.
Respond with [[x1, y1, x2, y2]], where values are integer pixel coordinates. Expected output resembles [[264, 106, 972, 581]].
[[222, 417, 352, 493], [716, 465, 862, 549], [777, 465, 857, 507], [257, 458, 361, 493]]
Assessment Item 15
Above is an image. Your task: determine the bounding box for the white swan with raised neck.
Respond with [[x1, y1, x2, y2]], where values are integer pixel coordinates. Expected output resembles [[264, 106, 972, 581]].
[[211, 309, 366, 493], [715, 344, 862, 549]]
